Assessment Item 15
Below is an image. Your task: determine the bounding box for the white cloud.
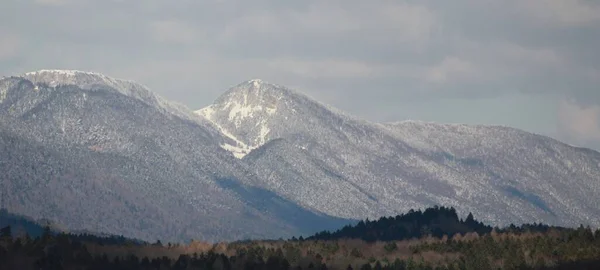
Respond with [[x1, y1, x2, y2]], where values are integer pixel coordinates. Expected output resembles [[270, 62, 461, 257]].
[[518, 0, 600, 26], [0, 33, 20, 60], [431, 40, 566, 86], [218, 11, 287, 40], [426, 56, 476, 84], [585, 68, 600, 82], [2, 0, 599, 149], [287, 3, 364, 34], [217, 2, 435, 44], [557, 99, 600, 144], [267, 58, 381, 79], [379, 3, 436, 43], [149, 20, 198, 45], [494, 43, 562, 67], [34, 0, 71, 6]]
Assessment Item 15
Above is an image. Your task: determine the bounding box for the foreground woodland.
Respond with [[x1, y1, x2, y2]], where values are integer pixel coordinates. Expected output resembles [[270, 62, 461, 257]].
[[1, 206, 600, 269]]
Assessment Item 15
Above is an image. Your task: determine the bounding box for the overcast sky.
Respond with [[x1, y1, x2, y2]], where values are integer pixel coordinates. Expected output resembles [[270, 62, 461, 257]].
[[2, 0, 599, 150]]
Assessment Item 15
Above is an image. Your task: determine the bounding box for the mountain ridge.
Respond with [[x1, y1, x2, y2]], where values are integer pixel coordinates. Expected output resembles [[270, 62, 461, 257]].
[[2, 70, 600, 243], [200, 77, 600, 229], [196, 78, 373, 158], [21, 69, 207, 125], [0, 71, 351, 242]]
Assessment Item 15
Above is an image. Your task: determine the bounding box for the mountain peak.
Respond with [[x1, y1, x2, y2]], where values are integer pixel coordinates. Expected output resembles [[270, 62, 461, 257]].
[[25, 69, 104, 77], [11, 69, 201, 124], [195, 79, 289, 158], [22, 69, 145, 89], [248, 79, 264, 88], [19, 69, 160, 106], [229, 78, 288, 96], [205, 79, 297, 121], [196, 79, 359, 159]]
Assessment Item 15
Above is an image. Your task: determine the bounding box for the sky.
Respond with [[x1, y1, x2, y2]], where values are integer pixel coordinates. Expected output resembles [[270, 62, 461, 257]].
[[1, 0, 599, 150]]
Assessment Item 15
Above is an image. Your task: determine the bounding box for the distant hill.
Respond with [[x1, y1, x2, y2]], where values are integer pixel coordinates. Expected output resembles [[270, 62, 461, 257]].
[[0, 208, 58, 238], [2, 206, 600, 270], [306, 206, 489, 242], [307, 206, 571, 242], [0, 208, 143, 245]]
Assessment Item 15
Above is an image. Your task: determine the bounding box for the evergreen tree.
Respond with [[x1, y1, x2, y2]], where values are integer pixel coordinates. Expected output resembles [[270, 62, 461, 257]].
[[0, 226, 11, 238], [374, 261, 383, 270]]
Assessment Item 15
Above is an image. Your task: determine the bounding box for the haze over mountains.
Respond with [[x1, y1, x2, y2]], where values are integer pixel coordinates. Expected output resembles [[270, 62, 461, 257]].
[[1, 70, 600, 242]]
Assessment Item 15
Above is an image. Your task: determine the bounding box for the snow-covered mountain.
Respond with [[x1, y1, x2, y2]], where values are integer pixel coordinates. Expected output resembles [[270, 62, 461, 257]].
[[0, 71, 349, 242], [3, 71, 600, 243], [198, 79, 600, 228]]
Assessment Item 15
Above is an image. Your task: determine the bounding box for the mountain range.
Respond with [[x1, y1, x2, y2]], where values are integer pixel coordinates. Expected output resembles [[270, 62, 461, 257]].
[[1, 70, 599, 242]]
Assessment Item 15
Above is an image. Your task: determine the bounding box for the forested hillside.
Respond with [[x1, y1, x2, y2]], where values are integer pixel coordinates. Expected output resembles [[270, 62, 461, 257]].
[[2, 206, 600, 269], [307, 206, 572, 243], [0, 209, 49, 238], [4, 71, 600, 243], [308, 206, 490, 242]]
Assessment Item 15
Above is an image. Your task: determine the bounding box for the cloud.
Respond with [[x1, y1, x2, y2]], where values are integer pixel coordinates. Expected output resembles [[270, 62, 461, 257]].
[[0, 33, 20, 60], [517, 0, 600, 26], [426, 56, 476, 84], [557, 99, 600, 146], [266, 58, 387, 79], [494, 43, 562, 67], [378, 3, 437, 43], [149, 20, 198, 45], [34, 0, 70, 6], [215, 1, 436, 50], [1, 0, 600, 149]]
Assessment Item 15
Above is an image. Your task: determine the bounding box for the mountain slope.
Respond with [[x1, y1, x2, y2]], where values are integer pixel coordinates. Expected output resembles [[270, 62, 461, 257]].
[[198, 79, 600, 228], [0, 71, 349, 242], [4, 71, 600, 242], [384, 121, 600, 224]]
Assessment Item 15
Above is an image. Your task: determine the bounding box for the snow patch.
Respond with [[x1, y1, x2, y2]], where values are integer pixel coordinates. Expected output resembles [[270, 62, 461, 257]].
[[257, 122, 271, 146], [0, 88, 6, 103], [197, 103, 275, 158], [227, 102, 264, 122], [194, 79, 291, 158], [198, 106, 215, 119], [25, 69, 105, 77], [266, 107, 277, 115], [250, 79, 263, 88], [221, 143, 251, 159], [196, 107, 255, 158]]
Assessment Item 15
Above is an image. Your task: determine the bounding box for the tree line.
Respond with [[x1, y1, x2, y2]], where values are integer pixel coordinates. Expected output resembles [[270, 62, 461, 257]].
[[2, 206, 600, 269]]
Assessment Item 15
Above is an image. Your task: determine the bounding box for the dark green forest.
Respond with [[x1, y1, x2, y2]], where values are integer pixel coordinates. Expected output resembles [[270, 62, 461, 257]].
[[2, 206, 600, 269], [307, 206, 572, 242]]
